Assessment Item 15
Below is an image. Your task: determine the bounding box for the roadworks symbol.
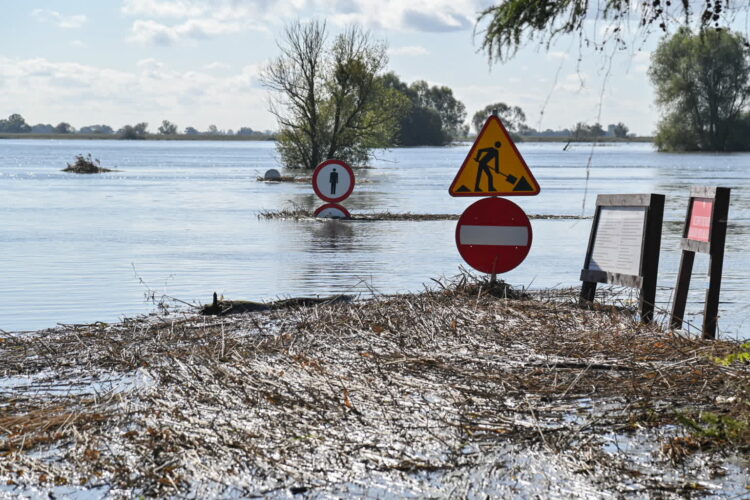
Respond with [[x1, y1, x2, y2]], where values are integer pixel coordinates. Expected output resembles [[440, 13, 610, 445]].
[[449, 115, 540, 197]]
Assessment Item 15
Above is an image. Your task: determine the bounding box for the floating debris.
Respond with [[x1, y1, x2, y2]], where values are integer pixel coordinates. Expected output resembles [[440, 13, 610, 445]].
[[258, 209, 590, 221], [0, 274, 748, 497]]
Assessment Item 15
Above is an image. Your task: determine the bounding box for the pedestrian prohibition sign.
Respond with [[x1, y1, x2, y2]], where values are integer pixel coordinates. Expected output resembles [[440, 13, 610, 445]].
[[314, 203, 351, 219], [312, 159, 355, 203], [449, 115, 540, 197], [455, 197, 533, 274]]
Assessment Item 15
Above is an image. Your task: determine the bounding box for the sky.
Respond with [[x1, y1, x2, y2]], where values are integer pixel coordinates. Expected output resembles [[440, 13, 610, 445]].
[[0, 1, 711, 136]]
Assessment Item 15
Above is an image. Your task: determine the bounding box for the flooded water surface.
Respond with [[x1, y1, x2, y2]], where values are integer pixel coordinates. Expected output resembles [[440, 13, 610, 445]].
[[1, 139, 748, 336]]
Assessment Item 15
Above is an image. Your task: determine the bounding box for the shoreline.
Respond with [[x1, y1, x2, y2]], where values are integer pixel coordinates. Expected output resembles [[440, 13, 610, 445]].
[[1, 277, 748, 497]]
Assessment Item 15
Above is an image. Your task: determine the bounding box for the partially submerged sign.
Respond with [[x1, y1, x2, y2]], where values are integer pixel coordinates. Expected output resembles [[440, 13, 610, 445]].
[[670, 186, 731, 338], [314, 203, 351, 219], [449, 115, 540, 197], [455, 197, 532, 274], [580, 194, 665, 323], [312, 159, 355, 203]]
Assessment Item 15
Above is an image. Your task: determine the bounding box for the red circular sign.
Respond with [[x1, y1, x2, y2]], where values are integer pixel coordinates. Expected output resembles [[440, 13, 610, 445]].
[[313, 203, 351, 219], [455, 197, 533, 274], [312, 159, 355, 203]]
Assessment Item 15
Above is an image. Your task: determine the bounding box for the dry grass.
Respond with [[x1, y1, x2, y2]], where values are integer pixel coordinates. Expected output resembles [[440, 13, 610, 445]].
[[257, 209, 590, 221], [1, 275, 748, 497]]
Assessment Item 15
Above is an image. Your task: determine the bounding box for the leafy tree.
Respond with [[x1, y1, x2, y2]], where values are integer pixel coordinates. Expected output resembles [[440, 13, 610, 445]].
[[611, 122, 629, 138], [398, 106, 446, 146], [261, 20, 408, 169], [31, 123, 55, 134], [55, 122, 74, 134], [472, 102, 527, 135], [572, 122, 606, 139], [650, 28, 750, 151], [382, 72, 468, 145], [79, 124, 114, 134], [118, 122, 148, 140], [476, 0, 746, 62], [158, 120, 178, 135], [184, 126, 200, 135], [236, 127, 255, 136], [206, 124, 219, 135], [409, 81, 468, 141], [0, 113, 31, 133]]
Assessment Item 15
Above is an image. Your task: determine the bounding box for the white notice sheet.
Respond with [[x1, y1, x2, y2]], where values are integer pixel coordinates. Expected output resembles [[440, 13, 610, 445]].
[[588, 206, 646, 276]]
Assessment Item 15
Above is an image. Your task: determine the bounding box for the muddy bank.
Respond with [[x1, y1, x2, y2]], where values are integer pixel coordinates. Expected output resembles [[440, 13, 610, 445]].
[[1, 276, 748, 498]]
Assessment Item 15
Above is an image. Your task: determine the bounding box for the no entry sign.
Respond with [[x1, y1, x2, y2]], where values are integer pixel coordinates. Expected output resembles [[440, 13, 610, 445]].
[[455, 197, 532, 274], [312, 159, 355, 203]]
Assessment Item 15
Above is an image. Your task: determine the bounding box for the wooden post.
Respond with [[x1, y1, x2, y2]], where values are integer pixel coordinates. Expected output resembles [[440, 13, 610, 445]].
[[639, 194, 664, 323], [703, 187, 730, 339], [670, 250, 695, 329], [579, 205, 601, 306]]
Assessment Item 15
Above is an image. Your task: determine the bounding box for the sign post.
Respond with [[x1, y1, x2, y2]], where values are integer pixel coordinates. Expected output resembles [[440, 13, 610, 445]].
[[449, 113, 540, 282], [670, 186, 731, 338], [579, 194, 665, 323]]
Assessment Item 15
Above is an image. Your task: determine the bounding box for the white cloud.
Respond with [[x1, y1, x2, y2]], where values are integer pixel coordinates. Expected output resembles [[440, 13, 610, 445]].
[[121, 0, 207, 18], [204, 62, 232, 71], [128, 18, 245, 45], [31, 9, 87, 29], [328, 0, 480, 32], [546, 51, 569, 61], [121, 0, 484, 46], [70, 40, 87, 48], [0, 56, 270, 130], [388, 45, 429, 57]]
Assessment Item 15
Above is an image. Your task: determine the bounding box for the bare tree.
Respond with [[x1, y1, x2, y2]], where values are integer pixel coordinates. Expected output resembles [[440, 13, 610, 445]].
[[262, 20, 407, 169]]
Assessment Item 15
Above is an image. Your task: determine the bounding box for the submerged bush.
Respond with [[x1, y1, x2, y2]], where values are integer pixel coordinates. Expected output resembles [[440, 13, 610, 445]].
[[62, 154, 113, 174]]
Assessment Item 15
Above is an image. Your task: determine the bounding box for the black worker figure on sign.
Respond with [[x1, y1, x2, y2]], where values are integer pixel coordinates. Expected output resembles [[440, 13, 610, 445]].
[[473, 141, 517, 192], [329, 167, 339, 195]]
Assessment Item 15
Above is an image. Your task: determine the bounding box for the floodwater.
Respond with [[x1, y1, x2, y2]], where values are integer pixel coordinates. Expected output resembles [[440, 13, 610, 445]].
[[0, 139, 748, 337]]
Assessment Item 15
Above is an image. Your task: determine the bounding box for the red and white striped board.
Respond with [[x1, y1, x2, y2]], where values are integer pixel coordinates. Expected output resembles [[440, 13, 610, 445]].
[[455, 197, 532, 274], [314, 203, 351, 219]]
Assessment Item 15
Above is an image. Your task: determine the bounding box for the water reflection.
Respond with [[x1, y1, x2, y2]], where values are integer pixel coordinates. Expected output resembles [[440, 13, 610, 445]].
[[309, 220, 356, 252]]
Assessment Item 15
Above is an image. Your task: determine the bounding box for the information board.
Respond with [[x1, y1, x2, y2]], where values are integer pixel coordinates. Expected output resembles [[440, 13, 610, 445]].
[[670, 186, 731, 339], [580, 193, 665, 324], [687, 198, 713, 242], [588, 207, 646, 276]]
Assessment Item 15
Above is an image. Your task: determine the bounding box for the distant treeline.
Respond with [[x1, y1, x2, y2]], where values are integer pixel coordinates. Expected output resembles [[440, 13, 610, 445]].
[[0, 114, 276, 140]]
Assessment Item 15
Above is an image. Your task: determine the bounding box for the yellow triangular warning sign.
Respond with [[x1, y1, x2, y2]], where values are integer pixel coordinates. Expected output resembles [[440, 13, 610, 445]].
[[449, 115, 540, 197]]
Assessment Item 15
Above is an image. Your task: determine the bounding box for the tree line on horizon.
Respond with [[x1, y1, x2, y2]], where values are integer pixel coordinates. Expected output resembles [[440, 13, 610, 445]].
[[0, 114, 275, 139]]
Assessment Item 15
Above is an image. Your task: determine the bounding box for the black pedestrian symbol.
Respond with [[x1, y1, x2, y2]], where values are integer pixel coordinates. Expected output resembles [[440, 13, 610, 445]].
[[474, 141, 518, 192], [329, 168, 339, 195]]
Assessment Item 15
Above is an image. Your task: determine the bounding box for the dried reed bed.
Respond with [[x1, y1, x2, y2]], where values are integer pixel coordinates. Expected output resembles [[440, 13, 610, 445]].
[[257, 209, 590, 221], [1, 276, 748, 497]]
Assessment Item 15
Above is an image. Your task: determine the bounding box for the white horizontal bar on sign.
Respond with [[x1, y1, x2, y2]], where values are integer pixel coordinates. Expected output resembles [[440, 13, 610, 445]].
[[459, 225, 528, 246]]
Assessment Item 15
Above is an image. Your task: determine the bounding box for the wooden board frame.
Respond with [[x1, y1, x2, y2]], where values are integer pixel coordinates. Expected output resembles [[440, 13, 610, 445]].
[[579, 193, 665, 323], [670, 186, 731, 339]]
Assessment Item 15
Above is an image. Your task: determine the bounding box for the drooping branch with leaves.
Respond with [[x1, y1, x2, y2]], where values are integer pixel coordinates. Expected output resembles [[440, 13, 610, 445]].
[[476, 0, 747, 62]]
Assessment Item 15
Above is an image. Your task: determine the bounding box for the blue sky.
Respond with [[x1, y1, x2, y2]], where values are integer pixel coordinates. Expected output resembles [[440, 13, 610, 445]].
[[1, 1, 685, 135]]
